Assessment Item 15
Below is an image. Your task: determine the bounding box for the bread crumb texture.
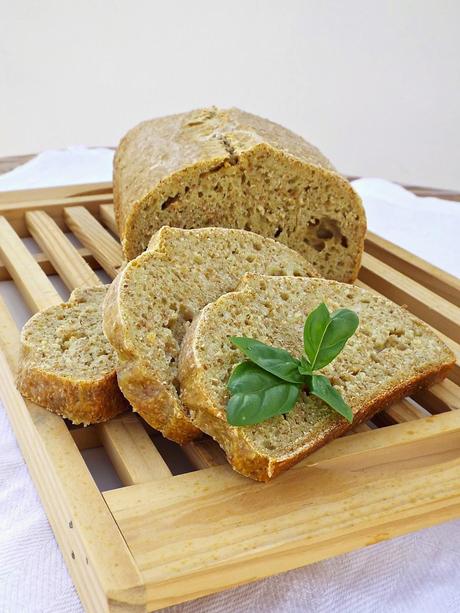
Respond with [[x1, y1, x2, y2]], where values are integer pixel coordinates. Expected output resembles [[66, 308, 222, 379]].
[[102, 226, 317, 444], [179, 275, 455, 480], [114, 107, 366, 282], [17, 286, 127, 425]]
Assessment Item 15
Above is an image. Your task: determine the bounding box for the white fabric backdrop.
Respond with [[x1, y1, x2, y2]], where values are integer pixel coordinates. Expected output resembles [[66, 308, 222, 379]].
[[0, 150, 459, 613]]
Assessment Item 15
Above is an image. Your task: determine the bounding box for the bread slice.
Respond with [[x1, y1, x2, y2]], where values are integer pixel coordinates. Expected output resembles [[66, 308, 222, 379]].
[[114, 107, 366, 282], [103, 226, 318, 444], [17, 286, 127, 425], [179, 275, 455, 481]]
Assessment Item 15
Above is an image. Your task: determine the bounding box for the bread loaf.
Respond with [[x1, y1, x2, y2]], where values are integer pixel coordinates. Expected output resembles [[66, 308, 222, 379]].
[[102, 226, 318, 444], [114, 107, 365, 282], [17, 286, 127, 424], [179, 274, 455, 481]]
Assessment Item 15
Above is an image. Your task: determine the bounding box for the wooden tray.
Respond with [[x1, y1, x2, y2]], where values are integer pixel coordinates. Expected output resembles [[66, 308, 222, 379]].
[[0, 182, 459, 613]]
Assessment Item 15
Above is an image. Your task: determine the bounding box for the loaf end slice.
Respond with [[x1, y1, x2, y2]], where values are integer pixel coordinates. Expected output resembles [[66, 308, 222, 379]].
[[114, 107, 365, 282], [103, 227, 318, 444], [179, 275, 455, 481], [17, 286, 127, 425]]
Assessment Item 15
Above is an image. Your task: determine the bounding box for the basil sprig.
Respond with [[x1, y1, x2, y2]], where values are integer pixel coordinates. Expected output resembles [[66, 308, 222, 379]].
[[227, 302, 358, 426]]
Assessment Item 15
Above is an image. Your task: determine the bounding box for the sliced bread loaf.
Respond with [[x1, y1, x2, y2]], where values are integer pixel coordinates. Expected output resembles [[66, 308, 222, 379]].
[[102, 226, 318, 444], [114, 107, 366, 282], [179, 275, 455, 481], [17, 286, 127, 425]]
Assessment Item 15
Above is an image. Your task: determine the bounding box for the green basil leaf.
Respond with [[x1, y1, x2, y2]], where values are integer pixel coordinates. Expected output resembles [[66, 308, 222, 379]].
[[298, 354, 312, 375], [230, 337, 304, 384], [227, 361, 301, 426], [303, 303, 358, 371], [306, 374, 353, 422], [303, 302, 330, 365]]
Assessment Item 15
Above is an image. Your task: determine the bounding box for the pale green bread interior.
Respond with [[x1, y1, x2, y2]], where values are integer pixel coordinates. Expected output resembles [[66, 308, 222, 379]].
[[185, 275, 452, 460], [127, 148, 363, 281], [21, 286, 116, 379], [118, 227, 316, 403]]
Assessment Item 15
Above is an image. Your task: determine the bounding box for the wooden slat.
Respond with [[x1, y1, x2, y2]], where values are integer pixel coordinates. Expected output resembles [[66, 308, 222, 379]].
[[359, 252, 460, 343], [384, 399, 430, 424], [98, 416, 172, 485], [100, 204, 119, 236], [365, 231, 460, 306], [64, 206, 123, 278], [0, 247, 98, 282], [183, 438, 227, 469], [306, 409, 460, 466], [0, 181, 112, 204], [0, 194, 113, 237], [0, 216, 62, 311], [0, 298, 145, 612], [26, 211, 101, 290], [104, 410, 460, 611]]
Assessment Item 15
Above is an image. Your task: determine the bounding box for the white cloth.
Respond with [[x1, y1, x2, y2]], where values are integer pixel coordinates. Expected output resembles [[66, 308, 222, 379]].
[[0, 150, 458, 613]]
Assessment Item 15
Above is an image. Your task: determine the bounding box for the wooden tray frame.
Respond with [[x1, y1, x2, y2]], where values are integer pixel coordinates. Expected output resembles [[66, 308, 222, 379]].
[[0, 182, 459, 612]]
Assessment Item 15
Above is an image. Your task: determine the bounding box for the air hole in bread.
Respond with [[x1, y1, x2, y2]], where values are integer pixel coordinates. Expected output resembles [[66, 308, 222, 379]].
[[172, 376, 180, 393], [178, 304, 194, 323], [161, 193, 180, 210], [312, 240, 325, 252], [317, 228, 333, 240]]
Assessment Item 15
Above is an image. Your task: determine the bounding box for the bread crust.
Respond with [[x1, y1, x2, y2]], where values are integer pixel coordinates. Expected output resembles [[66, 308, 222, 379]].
[[16, 287, 128, 425], [179, 282, 455, 482], [114, 107, 366, 282], [17, 365, 126, 425], [102, 257, 201, 445]]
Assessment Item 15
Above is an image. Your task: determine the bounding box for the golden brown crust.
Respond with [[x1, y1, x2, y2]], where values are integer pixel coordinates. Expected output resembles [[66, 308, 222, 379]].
[[16, 366, 126, 425], [114, 107, 336, 235], [181, 335, 454, 481], [102, 261, 201, 444], [113, 107, 366, 282], [16, 287, 128, 425]]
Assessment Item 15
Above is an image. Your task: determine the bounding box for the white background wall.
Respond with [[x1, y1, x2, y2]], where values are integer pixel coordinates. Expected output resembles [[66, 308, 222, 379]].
[[1, 0, 459, 188]]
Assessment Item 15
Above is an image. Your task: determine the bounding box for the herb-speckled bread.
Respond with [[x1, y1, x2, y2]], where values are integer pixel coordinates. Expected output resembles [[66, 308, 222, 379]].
[[179, 274, 455, 481], [114, 107, 366, 282], [17, 286, 127, 424], [102, 226, 318, 444]]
